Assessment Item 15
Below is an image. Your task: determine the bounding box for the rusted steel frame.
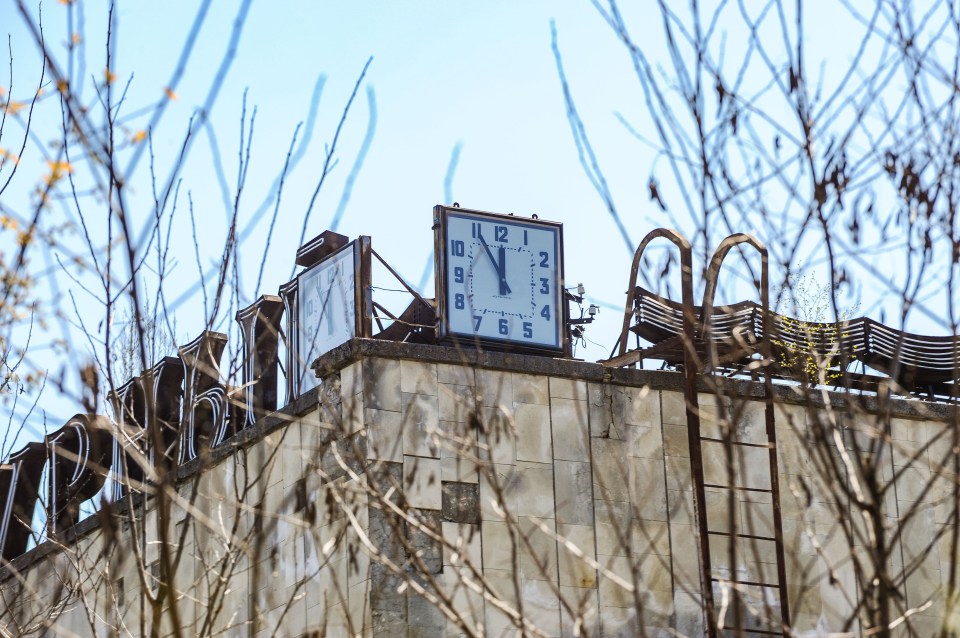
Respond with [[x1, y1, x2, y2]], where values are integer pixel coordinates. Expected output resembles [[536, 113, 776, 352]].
[[701, 234, 791, 632], [370, 247, 435, 314], [616, 228, 697, 357]]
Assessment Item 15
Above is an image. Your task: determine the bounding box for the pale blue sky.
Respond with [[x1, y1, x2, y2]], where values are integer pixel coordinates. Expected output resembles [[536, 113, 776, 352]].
[[1, 1, 956, 441]]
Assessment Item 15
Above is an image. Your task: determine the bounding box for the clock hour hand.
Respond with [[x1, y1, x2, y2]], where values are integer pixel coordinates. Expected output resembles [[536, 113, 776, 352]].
[[497, 246, 511, 295]]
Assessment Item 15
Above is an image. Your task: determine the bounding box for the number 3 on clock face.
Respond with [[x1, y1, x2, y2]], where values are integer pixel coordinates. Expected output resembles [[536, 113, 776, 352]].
[[435, 206, 565, 353]]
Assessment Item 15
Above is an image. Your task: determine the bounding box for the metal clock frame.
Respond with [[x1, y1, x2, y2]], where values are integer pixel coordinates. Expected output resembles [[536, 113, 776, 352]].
[[434, 205, 569, 357], [283, 235, 372, 399]]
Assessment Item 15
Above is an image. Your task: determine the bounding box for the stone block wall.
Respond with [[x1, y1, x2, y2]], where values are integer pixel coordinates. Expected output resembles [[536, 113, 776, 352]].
[[0, 342, 955, 637]]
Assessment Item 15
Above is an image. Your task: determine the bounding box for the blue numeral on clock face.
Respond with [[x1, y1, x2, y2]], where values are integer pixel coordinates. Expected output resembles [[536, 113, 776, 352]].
[[523, 322, 532, 338], [454, 267, 464, 283], [540, 278, 549, 294], [455, 293, 465, 309], [541, 305, 551, 321], [539, 251, 549, 267], [495, 225, 508, 242], [452, 240, 465, 256], [474, 315, 482, 330]]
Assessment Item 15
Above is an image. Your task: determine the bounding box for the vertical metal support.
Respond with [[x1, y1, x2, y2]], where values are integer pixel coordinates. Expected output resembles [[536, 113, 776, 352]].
[[356, 236, 373, 339], [279, 278, 299, 403], [235, 295, 284, 427]]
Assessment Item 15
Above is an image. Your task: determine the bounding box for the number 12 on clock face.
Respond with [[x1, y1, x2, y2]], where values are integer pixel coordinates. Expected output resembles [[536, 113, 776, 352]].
[[437, 207, 565, 353]]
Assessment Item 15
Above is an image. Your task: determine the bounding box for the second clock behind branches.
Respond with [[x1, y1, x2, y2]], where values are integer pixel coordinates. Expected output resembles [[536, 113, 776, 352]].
[[433, 205, 568, 356]]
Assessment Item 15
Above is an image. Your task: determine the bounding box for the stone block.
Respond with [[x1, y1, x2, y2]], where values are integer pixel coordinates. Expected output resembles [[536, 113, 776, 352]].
[[479, 463, 519, 520], [631, 456, 668, 522], [661, 390, 687, 426], [343, 390, 364, 434], [441, 481, 480, 525], [515, 461, 556, 519], [363, 357, 402, 412], [617, 385, 659, 427], [551, 398, 589, 462], [407, 508, 443, 576], [557, 523, 597, 588], [891, 417, 924, 443], [519, 516, 559, 582], [478, 405, 516, 466], [515, 402, 553, 463], [440, 569, 484, 637], [664, 455, 692, 492], [549, 376, 587, 401], [519, 578, 561, 636], [481, 520, 514, 571], [588, 381, 619, 440], [441, 522, 482, 568], [404, 456, 442, 510], [437, 363, 475, 387], [400, 360, 438, 396], [340, 361, 363, 397], [483, 568, 521, 637], [669, 523, 701, 585], [477, 369, 512, 408], [554, 459, 594, 526], [441, 453, 479, 484], [634, 519, 671, 557], [594, 499, 631, 557], [401, 392, 441, 458], [662, 423, 689, 458], [438, 383, 475, 424], [626, 423, 663, 459], [366, 408, 403, 462], [559, 586, 599, 638], [592, 438, 629, 502], [597, 554, 634, 608], [513, 372, 549, 405]]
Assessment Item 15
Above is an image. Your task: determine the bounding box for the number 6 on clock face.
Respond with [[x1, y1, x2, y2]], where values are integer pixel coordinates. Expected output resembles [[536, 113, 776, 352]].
[[434, 205, 566, 354]]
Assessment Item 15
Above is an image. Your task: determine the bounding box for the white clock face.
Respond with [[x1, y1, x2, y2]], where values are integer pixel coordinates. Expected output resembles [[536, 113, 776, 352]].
[[298, 243, 357, 392], [442, 210, 563, 351]]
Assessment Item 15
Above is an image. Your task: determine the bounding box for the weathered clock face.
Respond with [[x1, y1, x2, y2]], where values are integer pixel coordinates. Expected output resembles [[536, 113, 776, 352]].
[[297, 242, 357, 392], [439, 208, 564, 352]]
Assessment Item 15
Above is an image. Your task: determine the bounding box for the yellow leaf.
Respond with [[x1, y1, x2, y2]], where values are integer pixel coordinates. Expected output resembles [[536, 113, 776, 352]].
[[45, 160, 74, 184], [58, 0, 74, 5], [0, 216, 17, 231], [132, 129, 146, 144], [104, 68, 116, 85], [164, 86, 178, 101], [71, 32, 81, 46], [3, 101, 24, 115], [57, 80, 69, 94]]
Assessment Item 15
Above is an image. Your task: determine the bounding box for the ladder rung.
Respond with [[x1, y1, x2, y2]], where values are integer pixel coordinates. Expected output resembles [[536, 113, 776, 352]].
[[711, 576, 782, 589], [700, 436, 773, 449], [707, 530, 777, 542], [703, 483, 773, 494], [720, 629, 785, 637]]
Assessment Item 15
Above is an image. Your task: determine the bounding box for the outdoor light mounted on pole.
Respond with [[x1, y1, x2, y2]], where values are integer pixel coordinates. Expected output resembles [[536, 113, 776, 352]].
[[566, 282, 599, 343]]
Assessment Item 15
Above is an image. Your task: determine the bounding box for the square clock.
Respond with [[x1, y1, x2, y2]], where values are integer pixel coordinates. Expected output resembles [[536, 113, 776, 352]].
[[434, 205, 567, 355]]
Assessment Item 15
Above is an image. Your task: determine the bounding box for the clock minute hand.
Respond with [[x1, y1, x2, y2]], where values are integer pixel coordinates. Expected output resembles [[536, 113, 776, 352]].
[[497, 246, 512, 295], [477, 231, 502, 282]]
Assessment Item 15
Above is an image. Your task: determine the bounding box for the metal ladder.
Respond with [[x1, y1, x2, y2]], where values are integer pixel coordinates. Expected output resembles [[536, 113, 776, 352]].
[[688, 235, 790, 637]]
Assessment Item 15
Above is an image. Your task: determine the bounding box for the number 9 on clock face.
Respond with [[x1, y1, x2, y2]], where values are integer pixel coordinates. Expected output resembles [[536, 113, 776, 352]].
[[435, 206, 565, 353]]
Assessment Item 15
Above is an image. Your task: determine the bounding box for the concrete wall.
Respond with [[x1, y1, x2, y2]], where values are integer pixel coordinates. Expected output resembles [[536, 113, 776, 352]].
[[0, 341, 955, 637]]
